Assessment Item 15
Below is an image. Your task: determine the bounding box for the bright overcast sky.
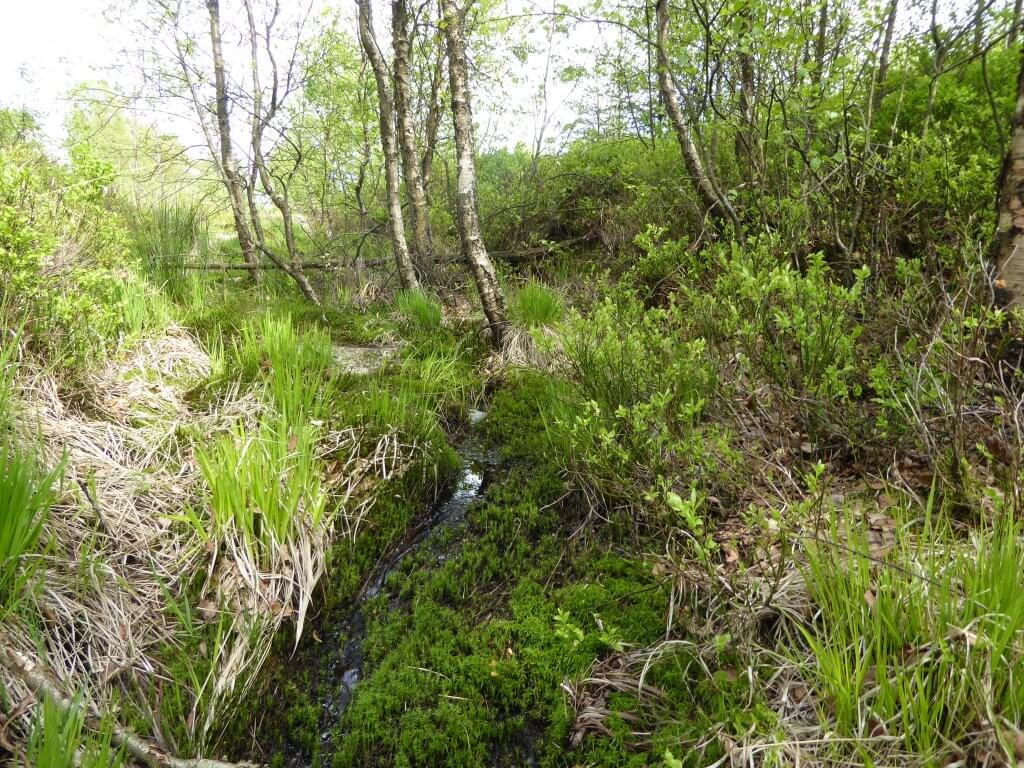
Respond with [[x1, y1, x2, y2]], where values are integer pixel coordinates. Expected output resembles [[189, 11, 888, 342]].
[[0, 0, 589, 155], [0, 1, 127, 145]]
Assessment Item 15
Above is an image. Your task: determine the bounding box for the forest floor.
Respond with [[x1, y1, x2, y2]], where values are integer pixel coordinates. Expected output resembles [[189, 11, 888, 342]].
[[5, 262, 1024, 768]]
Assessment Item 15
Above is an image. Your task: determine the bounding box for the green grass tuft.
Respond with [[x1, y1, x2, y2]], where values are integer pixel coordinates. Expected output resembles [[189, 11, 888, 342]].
[[0, 322, 19, 431], [27, 696, 124, 768], [800, 488, 1024, 760], [124, 201, 212, 302], [196, 416, 326, 563], [0, 439, 62, 614], [509, 280, 564, 328], [394, 289, 442, 332]]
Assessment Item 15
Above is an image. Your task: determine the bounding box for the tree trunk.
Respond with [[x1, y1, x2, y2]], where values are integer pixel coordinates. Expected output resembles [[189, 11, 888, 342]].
[[354, 67, 373, 295], [736, 1, 758, 180], [439, 0, 507, 347], [241, 0, 320, 306], [205, 0, 260, 280], [870, 0, 898, 121], [813, 0, 828, 85], [357, 0, 420, 290], [654, 0, 744, 242], [392, 0, 434, 276], [991, 45, 1024, 303], [421, 46, 446, 193], [1011, 0, 1022, 46], [922, 0, 944, 139], [973, 0, 984, 55]]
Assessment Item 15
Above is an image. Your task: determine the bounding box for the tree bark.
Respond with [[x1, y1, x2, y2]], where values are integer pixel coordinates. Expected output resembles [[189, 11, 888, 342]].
[[392, 0, 434, 275], [439, 0, 507, 347], [357, 0, 420, 290], [870, 0, 898, 122], [973, 0, 984, 55], [736, 1, 758, 180], [813, 0, 828, 85], [205, 0, 260, 280], [421, 45, 446, 194], [991, 45, 1024, 303], [353, 62, 373, 294], [654, 0, 744, 242]]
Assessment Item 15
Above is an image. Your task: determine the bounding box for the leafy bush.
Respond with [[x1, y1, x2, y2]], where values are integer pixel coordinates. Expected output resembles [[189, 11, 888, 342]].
[[552, 291, 735, 521], [664, 237, 876, 442], [0, 141, 160, 373]]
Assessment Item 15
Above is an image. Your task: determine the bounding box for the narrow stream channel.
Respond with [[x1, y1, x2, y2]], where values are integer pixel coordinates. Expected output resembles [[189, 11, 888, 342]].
[[277, 409, 500, 766]]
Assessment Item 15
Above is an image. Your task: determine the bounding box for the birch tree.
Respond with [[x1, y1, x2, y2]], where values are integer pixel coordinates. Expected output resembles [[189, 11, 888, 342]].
[[357, 0, 420, 290], [439, 0, 507, 346], [992, 45, 1024, 303], [654, 0, 744, 242], [392, 0, 435, 274], [204, 0, 261, 278], [241, 0, 321, 305]]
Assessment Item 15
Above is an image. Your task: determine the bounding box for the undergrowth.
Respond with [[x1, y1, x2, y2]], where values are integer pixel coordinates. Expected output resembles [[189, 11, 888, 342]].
[[509, 280, 564, 329], [0, 439, 62, 616], [800, 490, 1024, 763]]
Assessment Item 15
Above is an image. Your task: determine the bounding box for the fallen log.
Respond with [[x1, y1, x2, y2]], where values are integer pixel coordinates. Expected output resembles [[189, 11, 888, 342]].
[[0, 644, 261, 768], [182, 261, 340, 271], [182, 258, 397, 271]]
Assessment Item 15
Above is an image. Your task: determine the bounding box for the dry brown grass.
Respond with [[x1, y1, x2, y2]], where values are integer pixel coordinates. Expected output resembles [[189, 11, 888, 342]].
[[0, 324, 419, 761]]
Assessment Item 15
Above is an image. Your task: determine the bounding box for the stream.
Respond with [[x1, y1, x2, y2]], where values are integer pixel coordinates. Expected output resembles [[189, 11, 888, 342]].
[[275, 408, 499, 766]]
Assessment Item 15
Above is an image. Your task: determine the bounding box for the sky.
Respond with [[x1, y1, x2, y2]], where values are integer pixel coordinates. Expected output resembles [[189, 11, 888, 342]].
[[0, 1, 127, 146], [0, 0, 984, 158], [0, 0, 588, 155]]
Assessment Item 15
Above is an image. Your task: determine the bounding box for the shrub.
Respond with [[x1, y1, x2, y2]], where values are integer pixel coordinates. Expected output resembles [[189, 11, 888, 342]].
[[553, 292, 734, 521], [0, 142, 160, 373]]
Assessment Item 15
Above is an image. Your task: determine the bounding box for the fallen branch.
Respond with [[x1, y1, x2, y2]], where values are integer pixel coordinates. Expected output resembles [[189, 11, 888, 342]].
[[0, 643, 261, 768], [183, 261, 342, 271], [182, 258, 397, 271]]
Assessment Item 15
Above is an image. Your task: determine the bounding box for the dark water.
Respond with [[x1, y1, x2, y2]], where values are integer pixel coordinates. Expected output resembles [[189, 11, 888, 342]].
[[277, 409, 498, 766]]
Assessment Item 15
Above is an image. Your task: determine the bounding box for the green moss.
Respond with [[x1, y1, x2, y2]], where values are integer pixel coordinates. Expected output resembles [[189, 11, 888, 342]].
[[249, 372, 769, 768], [247, 441, 459, 762], [326, 447, 459, 606], [323, 456, 666, 767], [483, 370, 579, 466]]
